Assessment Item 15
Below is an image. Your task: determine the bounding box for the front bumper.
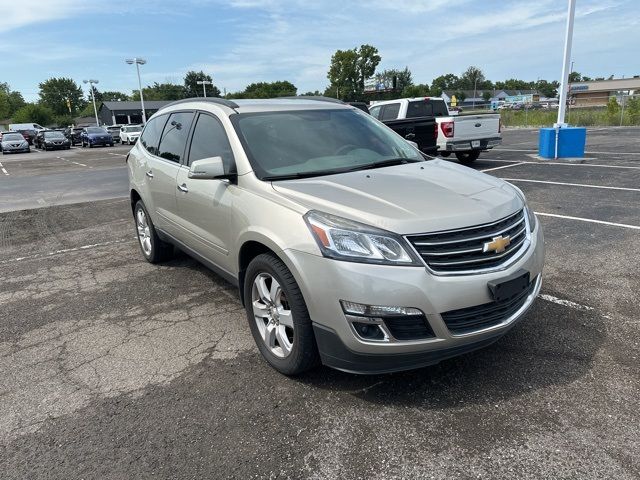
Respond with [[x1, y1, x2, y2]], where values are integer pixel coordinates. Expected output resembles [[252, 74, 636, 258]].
[[443, 137, 502, 152], [285, 221, 544, 373], [43, 143, 70, 150], [1, 146, 29, 153]]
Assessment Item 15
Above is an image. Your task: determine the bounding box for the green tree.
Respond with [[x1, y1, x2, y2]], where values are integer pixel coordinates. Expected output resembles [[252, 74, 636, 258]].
[[402, 83, 430, 97], [228, 81, 297, 99], [482, 91, 492, 102], [131, 82, 186, 101], [356, 44, 381, 92], [301, 90, 323, 96], [38, 77, 85, 116], [374, 67, 413, 92], [12, 104, 54, 125], [0, 83, 26, 119], [606, 96, 620, 118], [495, 78, 534, 90], [458, 66, 492, 90], [184, 70, 221, 97], [568, 71, 582, 82], [327, 48, 359, 100], [54, 114, 74, 127], [97, 90, 130, 102], [626, 96, 640, 123], [430, 73, 459, 96], [535, 79, 559, 98]]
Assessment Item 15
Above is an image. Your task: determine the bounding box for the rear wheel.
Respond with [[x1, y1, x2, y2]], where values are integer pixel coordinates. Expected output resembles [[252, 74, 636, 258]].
[[244, 253, 319, 375], [133, 201, 173, 263], [455, 150, 481, 165]]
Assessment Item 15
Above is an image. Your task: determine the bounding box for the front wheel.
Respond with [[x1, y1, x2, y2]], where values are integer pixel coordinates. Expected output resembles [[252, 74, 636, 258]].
[[455, 150, 481, 165], [244, 253, 319, 375], [133, 201, 173, 263]]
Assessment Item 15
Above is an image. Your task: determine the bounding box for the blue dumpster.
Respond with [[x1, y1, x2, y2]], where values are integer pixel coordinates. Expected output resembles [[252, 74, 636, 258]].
[[539, 127, 586, 159]]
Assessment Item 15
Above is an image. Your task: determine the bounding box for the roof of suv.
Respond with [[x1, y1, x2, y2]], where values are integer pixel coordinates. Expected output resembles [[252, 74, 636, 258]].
[[161, 97, 353, 115]]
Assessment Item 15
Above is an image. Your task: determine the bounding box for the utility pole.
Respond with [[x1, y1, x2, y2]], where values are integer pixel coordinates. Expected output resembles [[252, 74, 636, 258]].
[[556, 0, 576, 128], [126, 58, 147, 123], [83, 79, 100, 126]]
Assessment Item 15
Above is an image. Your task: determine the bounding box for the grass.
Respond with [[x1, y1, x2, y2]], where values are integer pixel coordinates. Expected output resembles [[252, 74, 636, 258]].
[[500, 106, 640, 127]]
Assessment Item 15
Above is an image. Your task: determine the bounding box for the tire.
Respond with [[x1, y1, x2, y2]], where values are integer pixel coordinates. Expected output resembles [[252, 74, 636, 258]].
[[455, 150, 481, 165], [133, 201, 173, 264], [439, 151, 451, 157], [244, 253, 319, 375], [109, 143, 114, 147]]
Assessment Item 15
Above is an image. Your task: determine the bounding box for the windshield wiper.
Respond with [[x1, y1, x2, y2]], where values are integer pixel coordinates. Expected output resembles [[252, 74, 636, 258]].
[[263, 169, 349, 181], [337, 157, 422, 173], [263, 158, 422, 181]]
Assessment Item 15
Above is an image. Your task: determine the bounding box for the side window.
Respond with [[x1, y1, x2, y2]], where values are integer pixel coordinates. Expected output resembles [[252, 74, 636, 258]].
[[406, 101, 430, 118], [157, 112, 195, 163], [369, 106, 382, 119], [188, 113, 235, 173], [140, 114, 168, 156], [381, 103, 401, 121]]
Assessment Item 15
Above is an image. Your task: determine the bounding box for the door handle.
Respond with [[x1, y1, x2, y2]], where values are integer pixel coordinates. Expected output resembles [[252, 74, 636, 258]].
[[405, 133, 416, 140], [177, 183, 189, 193], [145, 170, 154, 178]]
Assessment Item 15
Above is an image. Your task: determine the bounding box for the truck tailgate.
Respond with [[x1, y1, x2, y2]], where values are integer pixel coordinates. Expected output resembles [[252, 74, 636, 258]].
[[451, 114, 500, 140]]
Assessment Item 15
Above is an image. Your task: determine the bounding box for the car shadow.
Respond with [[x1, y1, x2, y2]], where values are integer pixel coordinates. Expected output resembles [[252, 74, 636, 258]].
[[294, 298, 605, 409]]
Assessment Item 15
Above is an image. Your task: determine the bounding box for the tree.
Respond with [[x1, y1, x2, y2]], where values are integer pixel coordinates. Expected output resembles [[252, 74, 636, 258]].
[[228, 81, 297, 99], [535, 79, 559, 98], [356, 44, 381, 92], [12, 104, 54, 125], [184, 70, 221, 98], [495, 78, 534, 90], [402, 84, 430, 97], [131, 82, 186, 101], [98, 90, 130, 102], [54, 114, 74, 127], [374, 67, 413, 92], [430, 74, 459, 97], [301, 90, 323, 96], [626, 96, 640, 123], [38, 77, 85, 116], [568, 71, 582, 83], [327, 48, 359, 100], [482, 91, 492, 102], [0, 83, 26, 119], [458, 66, 491, 90], [606, 96, 620, 119]]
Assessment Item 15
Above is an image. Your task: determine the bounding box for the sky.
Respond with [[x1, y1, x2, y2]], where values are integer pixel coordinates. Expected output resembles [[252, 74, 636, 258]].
[[1, 0, 638, 101]]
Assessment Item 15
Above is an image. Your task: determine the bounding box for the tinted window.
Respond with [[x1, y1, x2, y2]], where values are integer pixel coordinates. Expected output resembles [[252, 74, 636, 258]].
[[369, 106, 382, 119], [188, 114, 234, 172], [406, 100, 449, 118], [157, 112, 195, 163], [140, 114, 168, 156], [380, 103, 400, 120]]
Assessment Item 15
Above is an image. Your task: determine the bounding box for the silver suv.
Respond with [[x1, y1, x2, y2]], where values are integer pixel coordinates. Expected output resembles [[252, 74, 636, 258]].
[[127, 97, 544, 375]]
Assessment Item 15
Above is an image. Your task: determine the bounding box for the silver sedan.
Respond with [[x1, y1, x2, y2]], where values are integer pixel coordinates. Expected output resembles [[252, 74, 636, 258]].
[[1, 133, 30, 154]]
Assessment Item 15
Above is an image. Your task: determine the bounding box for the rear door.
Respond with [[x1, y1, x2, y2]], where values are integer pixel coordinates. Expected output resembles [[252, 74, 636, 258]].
[[174, 112, 235, 273]]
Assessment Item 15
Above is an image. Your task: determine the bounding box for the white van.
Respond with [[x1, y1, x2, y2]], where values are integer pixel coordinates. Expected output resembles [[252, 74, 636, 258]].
[[9, 123, 45, 131]]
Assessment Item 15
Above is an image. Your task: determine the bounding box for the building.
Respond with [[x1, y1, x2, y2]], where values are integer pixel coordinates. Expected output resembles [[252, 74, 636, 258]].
[[98, 100, 172, 126], [569, 77, 640, 106], [440, 89, 544, 108]]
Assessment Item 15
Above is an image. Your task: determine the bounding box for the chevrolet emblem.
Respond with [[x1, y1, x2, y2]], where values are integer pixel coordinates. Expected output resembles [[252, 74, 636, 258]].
[[483, 235, 511, 254]]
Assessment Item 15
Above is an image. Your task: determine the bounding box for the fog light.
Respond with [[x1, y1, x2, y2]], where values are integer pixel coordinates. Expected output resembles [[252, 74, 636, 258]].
[[352, 321, 386, 341], [340, 300, 422, 317]]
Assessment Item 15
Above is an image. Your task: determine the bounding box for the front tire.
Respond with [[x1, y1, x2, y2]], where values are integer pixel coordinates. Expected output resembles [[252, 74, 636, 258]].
[[244, 253, 319, 375], [455, 150, 481, 165], [133, 201, 173, 263]]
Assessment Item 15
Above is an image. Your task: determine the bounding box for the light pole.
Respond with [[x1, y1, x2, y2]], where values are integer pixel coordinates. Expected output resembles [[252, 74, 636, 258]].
[[196, 80, 213, 98], [472, 77, 478, 109], [126, 57, 147, 124], [83, 79, 99, 126]]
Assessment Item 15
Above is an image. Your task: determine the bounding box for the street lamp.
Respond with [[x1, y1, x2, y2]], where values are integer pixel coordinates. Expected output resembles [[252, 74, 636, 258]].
[[196, 79, 213, 98], [126, 57, 147, 124], [472, 77, 478, 109], [83, 79, 99, 126]]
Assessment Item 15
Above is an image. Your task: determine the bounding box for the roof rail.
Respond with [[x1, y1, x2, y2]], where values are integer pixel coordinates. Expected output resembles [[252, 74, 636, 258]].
[[162, 97, 239, 110], [280, 96, 345, 104]]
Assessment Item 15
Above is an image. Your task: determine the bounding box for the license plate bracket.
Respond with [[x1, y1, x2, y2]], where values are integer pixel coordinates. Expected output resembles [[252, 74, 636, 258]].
[[488, 270, 530, 302], [471, 140, 481, 148]]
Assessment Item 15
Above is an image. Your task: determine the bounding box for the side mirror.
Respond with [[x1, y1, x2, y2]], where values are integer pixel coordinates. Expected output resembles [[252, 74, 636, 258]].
[[188, 156, 229, 180]]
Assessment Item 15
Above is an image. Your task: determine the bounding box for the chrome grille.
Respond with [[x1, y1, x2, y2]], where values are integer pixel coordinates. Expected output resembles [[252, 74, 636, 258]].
[[406, 209, 528, 274]]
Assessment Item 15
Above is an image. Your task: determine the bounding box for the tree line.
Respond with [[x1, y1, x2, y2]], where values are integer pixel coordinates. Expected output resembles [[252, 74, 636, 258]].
[[3, 43, 604, 127]]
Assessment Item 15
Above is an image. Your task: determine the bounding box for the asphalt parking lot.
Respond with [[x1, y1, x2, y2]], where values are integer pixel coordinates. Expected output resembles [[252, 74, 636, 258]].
[[1, 128, 638, 479]]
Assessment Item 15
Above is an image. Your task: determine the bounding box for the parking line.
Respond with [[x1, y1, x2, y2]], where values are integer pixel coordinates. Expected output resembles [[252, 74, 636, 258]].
[[495, 148, 640, 156], [108, 153, 126, 157], [503, 178, 640, 193], [480, 162, 526, 172], [538, 294, 594, 311], [0, 238, 131, 265], [535, 212, 640, 230], [480, 158, 640, 170], [57, 156, 88, 167], [0, 161, 8, 176]]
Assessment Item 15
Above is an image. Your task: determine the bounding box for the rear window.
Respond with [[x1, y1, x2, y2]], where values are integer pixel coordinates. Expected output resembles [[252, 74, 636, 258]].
[[406, 99, 449, 118]]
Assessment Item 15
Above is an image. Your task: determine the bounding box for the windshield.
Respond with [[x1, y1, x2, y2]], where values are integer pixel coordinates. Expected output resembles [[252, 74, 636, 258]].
[[86, 127, 106, 134], [126, 126, 142, 133], [44, 131, 65, 138], [232, 109, 422, 180], [3, 134, 24, 141]]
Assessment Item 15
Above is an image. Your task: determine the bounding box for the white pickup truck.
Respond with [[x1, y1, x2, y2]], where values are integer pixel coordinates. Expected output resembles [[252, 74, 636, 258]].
[[369, 97, 501, 164]]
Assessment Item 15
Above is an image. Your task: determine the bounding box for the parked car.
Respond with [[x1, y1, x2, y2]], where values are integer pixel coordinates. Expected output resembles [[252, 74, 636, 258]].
[[105, 125, 122, 143], [9, 122, 45, 132], [369, 100, 438, 155], [15, 129, 37, 145], [63, 127, 84, 145], [1, 131, 31, 154], [35, 130, 71, 150], [127, 97, 544, 375], [370, 97, 501, 164], [120, 124, 142, 145], [81, 126, 114, 148]]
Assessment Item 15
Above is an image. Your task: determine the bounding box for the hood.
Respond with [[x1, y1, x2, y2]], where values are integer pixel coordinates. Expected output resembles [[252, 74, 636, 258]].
[[87, 132, 109, 138], [271, 159, 523, 234]]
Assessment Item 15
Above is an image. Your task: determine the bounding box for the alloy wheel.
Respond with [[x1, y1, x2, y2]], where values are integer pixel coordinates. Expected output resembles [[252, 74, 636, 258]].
[[136, 208, 152, 256], [251, 273, 294, 358]]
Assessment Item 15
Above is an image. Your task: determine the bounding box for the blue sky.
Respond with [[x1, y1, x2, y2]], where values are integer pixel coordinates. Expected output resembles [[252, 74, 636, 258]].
[[1, 0, 638, 101]]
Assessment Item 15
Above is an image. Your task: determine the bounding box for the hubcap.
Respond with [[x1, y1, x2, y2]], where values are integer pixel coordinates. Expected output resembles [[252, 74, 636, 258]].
[[136, 208, 152, 256], [251, 273, 294, 358]]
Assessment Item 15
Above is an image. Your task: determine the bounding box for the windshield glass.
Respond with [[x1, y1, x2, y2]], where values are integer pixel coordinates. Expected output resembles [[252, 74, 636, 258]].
[[232, 109, 422, 180], [86, 127, 106, 134], [44, 131, 65, 138], [126, 126, 142, 132], [3, 134, 24, 141]]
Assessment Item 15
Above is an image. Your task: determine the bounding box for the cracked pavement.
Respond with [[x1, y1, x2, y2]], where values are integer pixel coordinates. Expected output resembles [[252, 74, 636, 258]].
[[0, 130, 639, 479]]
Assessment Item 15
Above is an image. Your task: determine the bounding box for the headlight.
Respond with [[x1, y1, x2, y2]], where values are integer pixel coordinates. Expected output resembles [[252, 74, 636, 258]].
[[510, 184, 536, 232], [304, 210, 420, 265]]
